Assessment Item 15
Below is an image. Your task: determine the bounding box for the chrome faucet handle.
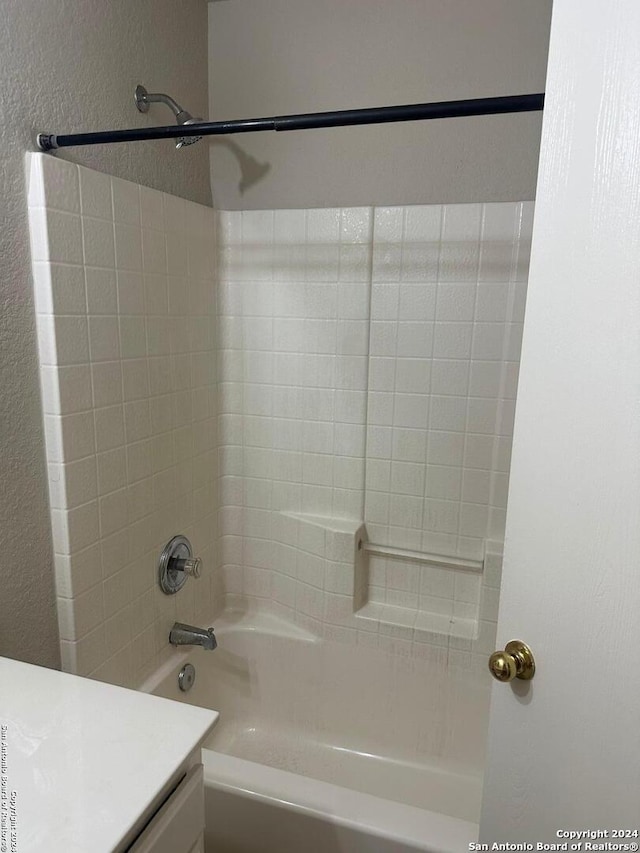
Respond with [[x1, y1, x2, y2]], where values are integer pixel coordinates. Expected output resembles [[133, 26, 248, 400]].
[[172, 557, 202, 578], [158, 535, 202, 595]]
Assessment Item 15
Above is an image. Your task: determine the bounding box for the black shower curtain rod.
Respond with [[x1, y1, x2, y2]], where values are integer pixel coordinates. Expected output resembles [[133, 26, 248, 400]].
[[36, 93, 544, 151]]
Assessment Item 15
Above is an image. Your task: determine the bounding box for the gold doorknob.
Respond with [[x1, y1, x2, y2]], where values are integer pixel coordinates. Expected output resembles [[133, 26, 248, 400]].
[[488, 640, 535, 682]]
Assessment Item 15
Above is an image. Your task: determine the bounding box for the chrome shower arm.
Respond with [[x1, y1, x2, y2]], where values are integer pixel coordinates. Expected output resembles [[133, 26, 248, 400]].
[[133, 84, 203, 148], [135, 85, 189, 122]]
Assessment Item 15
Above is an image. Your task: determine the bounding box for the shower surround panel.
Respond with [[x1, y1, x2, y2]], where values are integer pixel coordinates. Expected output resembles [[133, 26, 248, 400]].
[[27, 154, 220, 687], [216, 201, 531, 666], [28, 153, 531, 681]]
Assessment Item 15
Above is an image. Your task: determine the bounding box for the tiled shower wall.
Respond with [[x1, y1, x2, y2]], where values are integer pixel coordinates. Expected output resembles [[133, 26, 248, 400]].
[[216, 203, 531, 662], [29, 151, 532, 682], [28, 154, 220, 687], [217, 207, 373, 607], [365, 203, 531, 561]]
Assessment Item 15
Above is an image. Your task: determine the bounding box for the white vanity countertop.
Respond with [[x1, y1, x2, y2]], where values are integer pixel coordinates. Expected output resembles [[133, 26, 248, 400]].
[[0, 656, 218, 852]]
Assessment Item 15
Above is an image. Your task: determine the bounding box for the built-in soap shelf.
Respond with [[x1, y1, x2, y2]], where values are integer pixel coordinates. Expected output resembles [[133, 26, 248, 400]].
[[355, 527, 487, 642], [355, 601, 478, 642], [273, 512, 496, 643]]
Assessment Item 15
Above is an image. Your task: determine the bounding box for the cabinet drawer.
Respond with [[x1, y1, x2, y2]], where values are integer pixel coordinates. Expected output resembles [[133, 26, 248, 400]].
[[129, 764, 204, 853]]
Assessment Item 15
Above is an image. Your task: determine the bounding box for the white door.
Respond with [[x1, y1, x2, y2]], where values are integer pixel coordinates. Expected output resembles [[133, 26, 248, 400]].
[[481, 0, 640, 840]]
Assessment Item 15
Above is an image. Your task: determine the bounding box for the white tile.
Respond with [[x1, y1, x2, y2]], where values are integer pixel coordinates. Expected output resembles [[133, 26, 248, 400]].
[[427, 431, 465, 467], [27, 154, 45, 207], [33, 263, 86, 315], [469, 361, 502, 397], [396, 323, 433, 358], [91, 361, 123, 408], [114, 224, 143, 271], [163, 192, 187, 234], [337, 283, 369, 319], [54, 545, 102, 598], [273, 209, 305, 244], [83, 217, 115, 268], [99, 488, 129, 537], [127, 440, 152, 483], [404, 205, 442, 242], [111, 177, 140, 226], [46, 210, 84, 264], [140, 186, 164, 231], [124, 400, 151, 443], [142, 228, 167, 274], [58, 412, 96, 461], [475, 283, 509, 322], [497, 398, 517, 436], [40, 155, 80, 213], [391, 428, 427, 463], [395, 359, 430, 394], [398, 284, 436, 320], [55, 316, 91, 365], [119, 316, 146, 359], [306, 208, 339, 244], [97, 448, 127, 495], [52, 500, 100, 554], [28, 207, 50, 261], [337, 320, 368, 355], [464, 434, 495, 470], [85, 268, 117, 314], [389, 494, 423, 529], [340, 208, 372, 243], [94, 405, 125, 452], [371, 284, 399, 320], [429, 396, 467, 432], [242, 209, 274, 244], [432, 323, 473, 359], [122, 359, 150, 401], [35, 317, 56, 366], [390, 461, 425, 497], [147, 317, 172, 356], [339, 244, 371, 282], [79, 167, 113, 220], [466, 398, 499, 434], [472, 323, 505, 360], [117, 271, 145, 314], [426, 465, 462, 500], [61, 456, 98, 508], [43, 365, 92, 415], [88, 316, 120, 361], [430, 360, 469, 396], [393, 394, 429, 429], [435, 284, 476, 321], [459, 502, 489, 538], [374, 207, 403, 242]]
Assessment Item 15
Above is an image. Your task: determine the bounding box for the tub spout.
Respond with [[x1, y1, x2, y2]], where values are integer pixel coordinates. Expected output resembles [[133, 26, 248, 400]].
[[169, 622, 217, 651]]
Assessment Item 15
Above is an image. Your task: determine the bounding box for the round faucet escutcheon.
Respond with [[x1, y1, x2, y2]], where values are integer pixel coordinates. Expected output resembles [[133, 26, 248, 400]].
[[158, 535, 202, 595]]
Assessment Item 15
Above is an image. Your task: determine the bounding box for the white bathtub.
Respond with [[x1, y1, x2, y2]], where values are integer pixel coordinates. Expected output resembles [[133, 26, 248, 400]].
[[141, 610, 486, 853]]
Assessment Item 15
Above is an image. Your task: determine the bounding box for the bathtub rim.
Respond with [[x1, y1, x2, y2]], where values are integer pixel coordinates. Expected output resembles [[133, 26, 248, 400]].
[[203, 749, 479, 853]]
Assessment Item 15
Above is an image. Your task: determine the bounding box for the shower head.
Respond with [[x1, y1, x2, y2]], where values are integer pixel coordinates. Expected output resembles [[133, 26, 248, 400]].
[[135, 85, 203, 149], [175, 118, 203, 149]]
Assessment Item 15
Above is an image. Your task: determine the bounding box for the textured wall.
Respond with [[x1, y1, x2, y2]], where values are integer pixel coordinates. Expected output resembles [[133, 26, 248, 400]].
[[0, 0, 209, 668], [208, 0, 553, 209]]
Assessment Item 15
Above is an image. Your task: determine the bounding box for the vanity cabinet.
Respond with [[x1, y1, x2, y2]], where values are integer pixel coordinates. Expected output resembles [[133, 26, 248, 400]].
[[128, 761, 205, 853], [0, 657, 218, 853]]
